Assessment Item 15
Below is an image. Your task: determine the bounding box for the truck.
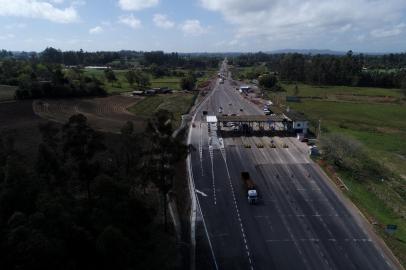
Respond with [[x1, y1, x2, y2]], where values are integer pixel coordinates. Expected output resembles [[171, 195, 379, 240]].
[[241, 172, 258, 204]]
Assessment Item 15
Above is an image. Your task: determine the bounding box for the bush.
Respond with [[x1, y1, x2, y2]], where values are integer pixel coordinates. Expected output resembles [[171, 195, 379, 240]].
[[320, 133, 391, 181]]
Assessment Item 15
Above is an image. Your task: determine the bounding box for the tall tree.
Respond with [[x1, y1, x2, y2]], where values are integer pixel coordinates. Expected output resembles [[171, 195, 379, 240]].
[[104, 69, 117, 85], [144, 110, 187, 230], [62, 114, 105, 200], [125, 70, 136, 86]]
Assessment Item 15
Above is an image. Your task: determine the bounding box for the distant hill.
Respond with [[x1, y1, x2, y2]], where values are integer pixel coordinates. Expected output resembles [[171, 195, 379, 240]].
[[269, 49, 347, 55]]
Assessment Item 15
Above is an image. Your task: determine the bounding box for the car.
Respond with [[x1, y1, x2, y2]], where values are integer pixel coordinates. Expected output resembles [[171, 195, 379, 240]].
[[229, 103, 232, 106], [231, 113, 237, 116], [240, 108, 243, 111]]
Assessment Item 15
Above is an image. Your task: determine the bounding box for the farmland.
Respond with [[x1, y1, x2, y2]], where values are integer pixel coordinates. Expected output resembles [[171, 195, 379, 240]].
[[286, 83, 406, 265], [33, 95, 145, 133]]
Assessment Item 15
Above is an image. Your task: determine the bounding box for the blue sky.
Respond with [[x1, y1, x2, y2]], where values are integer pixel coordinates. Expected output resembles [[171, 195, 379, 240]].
[[0, 0, 406, 53]]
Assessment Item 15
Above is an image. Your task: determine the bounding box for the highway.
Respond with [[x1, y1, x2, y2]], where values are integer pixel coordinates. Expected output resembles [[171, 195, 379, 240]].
[[188, 61, 397, 270]]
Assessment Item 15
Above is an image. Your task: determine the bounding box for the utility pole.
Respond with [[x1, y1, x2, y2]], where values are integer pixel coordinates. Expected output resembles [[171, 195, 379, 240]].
[[318, 119, 322, 139]]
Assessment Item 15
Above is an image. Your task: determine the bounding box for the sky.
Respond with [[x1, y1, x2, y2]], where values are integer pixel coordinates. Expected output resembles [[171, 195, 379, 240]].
[[0, 0, 406, 53]]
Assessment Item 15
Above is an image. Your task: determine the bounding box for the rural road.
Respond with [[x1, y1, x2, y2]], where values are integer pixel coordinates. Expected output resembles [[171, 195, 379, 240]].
[[187, 61, 398, 270]]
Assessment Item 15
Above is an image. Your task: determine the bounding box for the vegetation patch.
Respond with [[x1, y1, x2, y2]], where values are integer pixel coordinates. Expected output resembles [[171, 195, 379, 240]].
[[0, 84, 16, 101], [128, 92, 196, 128]]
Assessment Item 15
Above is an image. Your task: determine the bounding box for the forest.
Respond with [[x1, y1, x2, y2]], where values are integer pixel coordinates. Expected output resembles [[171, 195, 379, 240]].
[[0, 111, 186, 270], [229, 51, 406, 89]]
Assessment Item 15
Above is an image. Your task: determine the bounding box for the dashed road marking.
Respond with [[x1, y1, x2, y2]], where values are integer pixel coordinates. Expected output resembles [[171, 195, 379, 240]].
[[208, 145, 216, 205], [221, 150, 255, 270]]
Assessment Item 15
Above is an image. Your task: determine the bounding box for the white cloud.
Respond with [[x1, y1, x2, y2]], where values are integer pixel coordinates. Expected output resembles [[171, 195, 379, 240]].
[[0, 0, 79, 23], [0, 33, 15, 40], [119, 14, 141, 29], [180, 19, 208, 36], [89, 26, 103, 34], [153, 14, 174, 29], [72, 0, 86, 7], [4, 23, 27, 30], [200, 0, 406, 47], [370, 23, 406, 38], [118, 0, 158, 11]]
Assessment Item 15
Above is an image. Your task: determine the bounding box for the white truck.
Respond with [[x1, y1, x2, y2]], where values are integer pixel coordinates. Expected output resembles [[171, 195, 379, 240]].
[[241, 172, 258, 204]]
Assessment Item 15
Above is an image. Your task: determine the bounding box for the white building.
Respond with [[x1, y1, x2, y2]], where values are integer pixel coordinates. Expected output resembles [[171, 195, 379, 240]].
[[284, 110, 308, 134]]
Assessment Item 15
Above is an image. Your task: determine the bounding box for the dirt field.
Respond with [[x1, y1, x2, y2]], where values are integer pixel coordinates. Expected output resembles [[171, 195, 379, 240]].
[[33, 95, 145, 133], [0, 100, 47, 157]]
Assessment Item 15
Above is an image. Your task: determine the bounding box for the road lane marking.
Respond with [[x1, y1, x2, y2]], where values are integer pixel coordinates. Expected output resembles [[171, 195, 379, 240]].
[[195, 189, 208, 197], [221, 150, 255, 270], [209, 145, 216, 205]]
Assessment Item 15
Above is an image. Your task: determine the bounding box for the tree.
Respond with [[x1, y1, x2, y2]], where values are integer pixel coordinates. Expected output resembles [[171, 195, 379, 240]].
[[62, 114, 105, 200], [180, 74, 197, 91], [104, 69, 117, 85], [134, 71, 150, 90], [125, 70, 136, 86], [319, 133, 390, 181], [259, 73, 278, 89], [41, 47, 63, 64], [144, 110, 187, 230], [293, 84, 300, 96]]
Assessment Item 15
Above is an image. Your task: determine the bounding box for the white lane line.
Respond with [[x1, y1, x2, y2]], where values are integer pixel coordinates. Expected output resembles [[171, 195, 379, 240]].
[[221, 151, 255, 270], [209, 145, 216, 205], [195, 189, 208, 197], [195, 189, 219, 270], [199, 122, 204, 176], [186, 70, 222, 270]]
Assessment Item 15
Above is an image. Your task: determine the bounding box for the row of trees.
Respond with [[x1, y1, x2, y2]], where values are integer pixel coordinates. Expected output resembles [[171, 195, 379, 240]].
[[0, 48, 221, 70], [230, 51, 406, 88], [0, 111, 187, 269], [0, 60, 107, 99]]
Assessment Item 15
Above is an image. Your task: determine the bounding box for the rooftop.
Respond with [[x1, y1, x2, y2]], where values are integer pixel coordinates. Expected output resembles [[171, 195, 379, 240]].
[[284, 110, 307, 121], [217, 115, 286, 122]]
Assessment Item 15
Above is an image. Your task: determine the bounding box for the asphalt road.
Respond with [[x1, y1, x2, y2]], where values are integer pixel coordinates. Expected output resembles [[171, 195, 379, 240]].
[[189, 62, 397, 270]]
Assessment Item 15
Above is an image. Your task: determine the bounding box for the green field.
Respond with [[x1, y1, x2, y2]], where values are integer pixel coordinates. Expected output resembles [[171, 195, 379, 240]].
[[0, 85, 17, 101], [287, 83, 406, 266], [283, 83, 403, 98], [128, 92, 196, 128]]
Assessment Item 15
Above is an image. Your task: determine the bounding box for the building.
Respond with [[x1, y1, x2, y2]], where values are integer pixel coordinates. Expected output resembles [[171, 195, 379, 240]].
[[284, 110, 308, 134]]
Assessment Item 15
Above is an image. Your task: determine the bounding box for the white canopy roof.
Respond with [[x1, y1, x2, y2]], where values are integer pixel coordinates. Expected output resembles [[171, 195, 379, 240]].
[[206, 115, 218, 123]]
